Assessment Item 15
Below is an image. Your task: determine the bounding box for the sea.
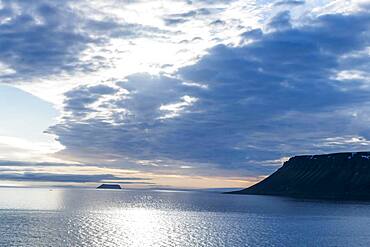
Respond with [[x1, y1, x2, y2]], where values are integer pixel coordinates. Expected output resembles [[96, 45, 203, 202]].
[[0, 188, 370, 247]]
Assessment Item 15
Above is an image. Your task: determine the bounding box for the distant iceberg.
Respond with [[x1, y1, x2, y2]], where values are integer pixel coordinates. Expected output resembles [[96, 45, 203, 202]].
[[96, 184, 122, 189]]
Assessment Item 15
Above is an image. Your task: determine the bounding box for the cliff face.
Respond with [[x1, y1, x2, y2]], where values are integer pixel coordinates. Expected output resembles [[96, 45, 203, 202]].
[[231, 152, 370, 200]]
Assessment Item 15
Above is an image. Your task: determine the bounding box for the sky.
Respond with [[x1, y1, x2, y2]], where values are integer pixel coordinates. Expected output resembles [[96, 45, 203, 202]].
[[0, 0, 369, 189]]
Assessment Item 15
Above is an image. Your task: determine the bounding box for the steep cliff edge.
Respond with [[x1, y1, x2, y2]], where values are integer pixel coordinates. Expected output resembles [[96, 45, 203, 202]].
[[230, 152, 370, 200]]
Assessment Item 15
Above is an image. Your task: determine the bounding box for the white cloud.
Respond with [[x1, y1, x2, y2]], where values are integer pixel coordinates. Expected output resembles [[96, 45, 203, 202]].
[[0, 135, 66, 163], [0, 62, 15, 76], [159, 95, 198, 119]]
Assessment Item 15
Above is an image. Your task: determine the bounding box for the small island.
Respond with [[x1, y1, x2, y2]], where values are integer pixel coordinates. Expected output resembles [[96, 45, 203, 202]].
[[229, 152, 370, 200], [96, 184, 122, 190]]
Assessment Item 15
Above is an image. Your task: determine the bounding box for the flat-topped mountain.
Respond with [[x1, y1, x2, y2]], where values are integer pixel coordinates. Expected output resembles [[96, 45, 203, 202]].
[[229, 152, 370, 200], [96, 184, 122, 190]]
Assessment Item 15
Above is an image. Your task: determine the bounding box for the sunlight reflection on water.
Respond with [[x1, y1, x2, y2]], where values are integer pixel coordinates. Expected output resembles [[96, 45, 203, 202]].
[[1, 188, 370, 246]]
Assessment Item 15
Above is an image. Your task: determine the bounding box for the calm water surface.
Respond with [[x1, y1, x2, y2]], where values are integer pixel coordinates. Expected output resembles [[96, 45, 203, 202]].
[[1, 188, 370, 246]]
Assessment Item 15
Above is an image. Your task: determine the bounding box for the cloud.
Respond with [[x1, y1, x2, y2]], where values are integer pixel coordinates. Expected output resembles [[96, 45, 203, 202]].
[[268, 10, 292, 30], [0, 160, 81, 167], [63, 84, 119, 118], [0, 0, 174, 82], [86, 18, 172, 39], [0, 0, 93, 81], [46, 8, 370, 178], [186, 0, 235, 4], [0, 172, 151, 183], [163, 7, 224, 26], [274, 0, 305, 7], [240, 29, 263, 41]]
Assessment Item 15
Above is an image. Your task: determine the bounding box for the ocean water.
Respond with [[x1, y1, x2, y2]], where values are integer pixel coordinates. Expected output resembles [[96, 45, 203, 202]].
[[1, 188, 370, 246]]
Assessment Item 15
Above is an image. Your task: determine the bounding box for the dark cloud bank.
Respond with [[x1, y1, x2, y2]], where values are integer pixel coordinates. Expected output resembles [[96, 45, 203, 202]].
[[48, 8, 370, 177], [0, 0, 171, 81], [0, 160, 151, 184], [0, 172, 151, 184], [0, 0, 91, 80]]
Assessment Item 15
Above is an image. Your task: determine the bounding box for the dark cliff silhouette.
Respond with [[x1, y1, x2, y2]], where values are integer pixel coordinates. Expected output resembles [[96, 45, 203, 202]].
[[229, 152, 370, 200]]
